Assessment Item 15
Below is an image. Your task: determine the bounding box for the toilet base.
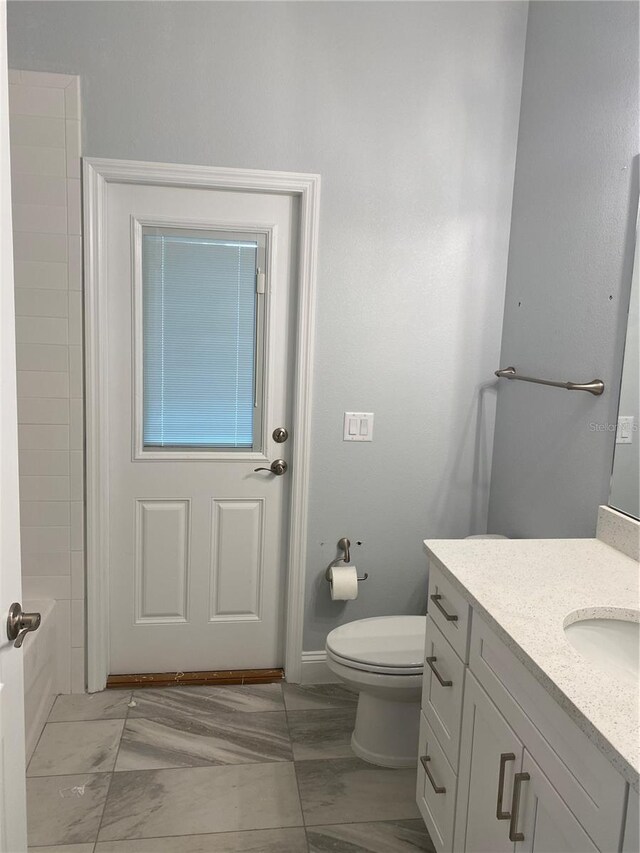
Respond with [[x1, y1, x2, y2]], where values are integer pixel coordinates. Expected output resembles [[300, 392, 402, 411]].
[[350, 691, 420, 768]]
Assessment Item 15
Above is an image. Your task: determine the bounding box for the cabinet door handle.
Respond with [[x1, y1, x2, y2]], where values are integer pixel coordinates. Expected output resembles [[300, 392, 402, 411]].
[[430, 593, 458, 622], [420, 755, 446, 794], [496, 752, 516, 820], [508, 771, 530, 842], [426, 656, 453, 687]]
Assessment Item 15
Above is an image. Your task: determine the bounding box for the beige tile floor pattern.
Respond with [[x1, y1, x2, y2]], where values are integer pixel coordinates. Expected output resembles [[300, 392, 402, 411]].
[[26, 683, 435, 852]]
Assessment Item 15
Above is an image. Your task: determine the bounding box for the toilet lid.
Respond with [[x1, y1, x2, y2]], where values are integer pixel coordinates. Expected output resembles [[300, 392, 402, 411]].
[[326, 616, 425, 670]]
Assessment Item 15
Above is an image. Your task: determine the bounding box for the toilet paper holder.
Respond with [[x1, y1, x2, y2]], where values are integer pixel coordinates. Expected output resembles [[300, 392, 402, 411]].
[[324, 537, 369, 582]]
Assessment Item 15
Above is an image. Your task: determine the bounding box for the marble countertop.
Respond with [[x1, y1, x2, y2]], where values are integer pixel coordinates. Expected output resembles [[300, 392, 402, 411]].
[[423, 536, 639, 790]]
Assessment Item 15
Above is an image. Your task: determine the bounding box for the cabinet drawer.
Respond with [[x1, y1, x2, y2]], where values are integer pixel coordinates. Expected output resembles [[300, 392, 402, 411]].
[[417, 712, 457, 853], [427, 562, 471, 662], [422, 615, 465, 771], [470, 613, 626, 852]]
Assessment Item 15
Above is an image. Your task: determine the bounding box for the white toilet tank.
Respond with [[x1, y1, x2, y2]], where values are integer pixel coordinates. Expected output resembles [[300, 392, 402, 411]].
[[465, 534, 508, 539]]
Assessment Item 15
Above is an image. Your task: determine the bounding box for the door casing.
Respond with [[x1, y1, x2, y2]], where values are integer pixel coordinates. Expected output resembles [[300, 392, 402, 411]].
[[0, 4, 28, 845], [83, 158, 320, 691]]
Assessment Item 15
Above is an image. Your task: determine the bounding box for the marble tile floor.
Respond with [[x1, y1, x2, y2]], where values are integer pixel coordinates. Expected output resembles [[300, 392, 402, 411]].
[[26, 682, 435, 853]]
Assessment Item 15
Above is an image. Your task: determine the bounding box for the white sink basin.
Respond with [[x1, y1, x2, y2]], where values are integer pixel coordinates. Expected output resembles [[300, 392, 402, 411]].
[[564, 611, 639, 684]]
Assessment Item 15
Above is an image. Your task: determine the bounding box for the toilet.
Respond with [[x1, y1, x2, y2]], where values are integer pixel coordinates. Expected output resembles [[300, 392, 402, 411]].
[[326, 615, 426, 768], [326, 535, 507, 768]]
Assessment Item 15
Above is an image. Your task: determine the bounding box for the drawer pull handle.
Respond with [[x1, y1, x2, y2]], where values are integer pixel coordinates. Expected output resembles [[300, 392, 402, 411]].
[[430, 593, 458, 622], [508, 771, 530, 842], [496, 752, 516, 820], [420, 755, 446, 794], [426, 656, 453, 687]]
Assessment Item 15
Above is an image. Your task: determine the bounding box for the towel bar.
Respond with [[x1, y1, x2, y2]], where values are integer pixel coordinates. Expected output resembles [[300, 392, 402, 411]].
[[495, 366, 604, 396]]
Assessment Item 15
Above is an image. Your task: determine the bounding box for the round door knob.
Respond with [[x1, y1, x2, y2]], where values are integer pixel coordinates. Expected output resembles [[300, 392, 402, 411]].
[[272, 427, 289, 444], [6, 602, 41, 649], [254, 459, 288, 476]]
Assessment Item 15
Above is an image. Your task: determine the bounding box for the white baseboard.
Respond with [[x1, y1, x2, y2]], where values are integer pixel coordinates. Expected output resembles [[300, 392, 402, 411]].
[[298, 650, 338, 684]]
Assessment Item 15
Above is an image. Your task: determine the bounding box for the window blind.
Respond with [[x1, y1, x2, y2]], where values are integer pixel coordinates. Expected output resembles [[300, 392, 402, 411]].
[[142, 229, 259, 449]]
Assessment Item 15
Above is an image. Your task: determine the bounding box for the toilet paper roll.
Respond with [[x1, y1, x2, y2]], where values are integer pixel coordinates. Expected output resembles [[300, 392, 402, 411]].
[[329, 565, 359, 601]]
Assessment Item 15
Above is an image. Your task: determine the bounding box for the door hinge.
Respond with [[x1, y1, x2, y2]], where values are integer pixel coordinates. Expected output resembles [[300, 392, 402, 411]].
[[256, 268, 266, 294]]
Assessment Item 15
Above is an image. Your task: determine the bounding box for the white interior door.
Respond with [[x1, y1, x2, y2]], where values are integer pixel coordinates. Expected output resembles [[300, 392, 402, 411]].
[[0, 6, 28, 848], [106, 178, 297, 674]]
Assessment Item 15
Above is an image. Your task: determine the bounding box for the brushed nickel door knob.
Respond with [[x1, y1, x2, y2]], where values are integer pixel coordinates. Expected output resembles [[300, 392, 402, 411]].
[[6, 602, 41, 649]]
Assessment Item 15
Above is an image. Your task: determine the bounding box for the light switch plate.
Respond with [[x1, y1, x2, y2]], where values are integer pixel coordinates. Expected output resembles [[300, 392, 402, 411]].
[[343, 412, 374, 441], [617, 415, 635, 444]]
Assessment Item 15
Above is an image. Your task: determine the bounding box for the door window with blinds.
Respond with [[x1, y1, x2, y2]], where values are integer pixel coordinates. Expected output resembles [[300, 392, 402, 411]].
[[137, 225, 266, 456]]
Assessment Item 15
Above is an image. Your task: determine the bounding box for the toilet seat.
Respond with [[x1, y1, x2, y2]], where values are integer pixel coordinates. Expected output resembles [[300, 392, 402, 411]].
[[326, 616, 425, 675], [327, 648, 423, 675]]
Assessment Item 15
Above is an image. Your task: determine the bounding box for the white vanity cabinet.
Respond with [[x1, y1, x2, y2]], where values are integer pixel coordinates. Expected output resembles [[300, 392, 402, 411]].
[[419, 562, 631, 853], [455, 672, 598, 853]]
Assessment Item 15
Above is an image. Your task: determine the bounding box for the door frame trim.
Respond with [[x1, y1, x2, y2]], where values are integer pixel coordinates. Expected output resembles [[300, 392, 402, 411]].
[[83, 158, 321, 691]]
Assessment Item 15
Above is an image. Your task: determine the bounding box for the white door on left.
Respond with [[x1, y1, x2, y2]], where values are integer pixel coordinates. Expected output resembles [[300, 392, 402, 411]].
[[0, 4, 28, 849]]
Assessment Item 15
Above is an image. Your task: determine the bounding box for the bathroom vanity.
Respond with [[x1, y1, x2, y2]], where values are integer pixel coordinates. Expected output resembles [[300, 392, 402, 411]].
[[417, 507, 639, 853]]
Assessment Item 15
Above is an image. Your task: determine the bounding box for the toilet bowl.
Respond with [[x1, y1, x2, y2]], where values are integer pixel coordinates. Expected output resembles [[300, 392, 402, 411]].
[[325, 615, 426, 768]]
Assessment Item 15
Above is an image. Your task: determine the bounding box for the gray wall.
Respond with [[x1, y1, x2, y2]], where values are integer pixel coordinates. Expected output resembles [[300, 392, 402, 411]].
[[610, 234, 639, 520], [7, 1, 528, 652], [488, 1, 639, 539]]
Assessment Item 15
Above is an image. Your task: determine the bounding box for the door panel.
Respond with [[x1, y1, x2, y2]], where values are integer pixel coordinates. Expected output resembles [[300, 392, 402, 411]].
[[106, 180, 296, 673], [515, 752, 598, 853], [135, 500, 190, 622], [210, 499, 264, 621], [454, 672, 522, 853]]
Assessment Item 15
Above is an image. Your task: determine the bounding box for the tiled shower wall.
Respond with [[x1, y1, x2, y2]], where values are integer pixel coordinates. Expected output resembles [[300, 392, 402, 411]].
[[9, 70, 84, 694]]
